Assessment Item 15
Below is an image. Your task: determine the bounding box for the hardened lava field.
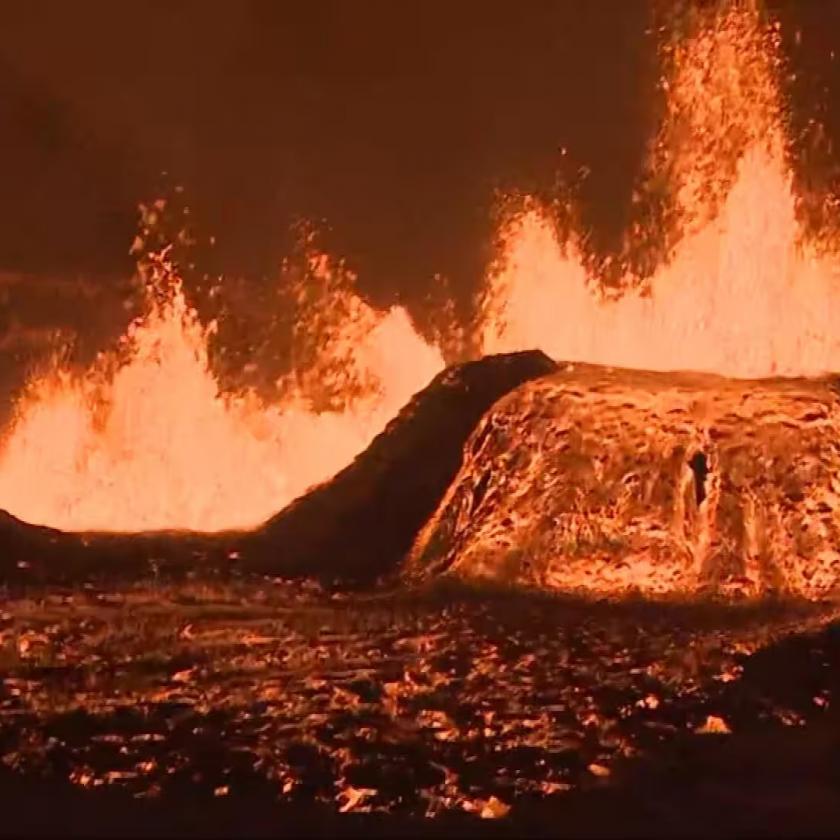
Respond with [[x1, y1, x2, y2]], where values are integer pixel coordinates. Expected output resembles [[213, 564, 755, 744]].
[[1, 577, 839, 835]]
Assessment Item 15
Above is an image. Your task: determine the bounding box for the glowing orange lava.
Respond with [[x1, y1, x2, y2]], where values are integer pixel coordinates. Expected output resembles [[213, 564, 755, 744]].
[[1, 1, 838, 536], [0, 249, 443, 533], [480, 2, 840, 378]]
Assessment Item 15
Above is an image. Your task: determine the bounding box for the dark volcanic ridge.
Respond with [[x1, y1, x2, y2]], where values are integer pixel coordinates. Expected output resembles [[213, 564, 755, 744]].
[[0, 350, 557, 589]]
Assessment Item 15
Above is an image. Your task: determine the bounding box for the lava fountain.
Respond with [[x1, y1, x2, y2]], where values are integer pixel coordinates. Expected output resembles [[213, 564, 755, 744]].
[[1, 1, 839, 540], [409, 2, 840, 600], [0, 246, 443, 533], [480, 2, 840, 378]]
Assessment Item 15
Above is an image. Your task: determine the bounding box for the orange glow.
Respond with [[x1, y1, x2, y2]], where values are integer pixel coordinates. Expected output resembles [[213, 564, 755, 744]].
[[480, 3, 840, 378], [2, 1, 840, 538], [408, 365, 840, 600], [0, 248, 443, 532]]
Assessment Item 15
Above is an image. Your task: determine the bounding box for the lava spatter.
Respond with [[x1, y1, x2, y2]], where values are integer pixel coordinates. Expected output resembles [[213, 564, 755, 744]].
[[479, 2, 840, 379]]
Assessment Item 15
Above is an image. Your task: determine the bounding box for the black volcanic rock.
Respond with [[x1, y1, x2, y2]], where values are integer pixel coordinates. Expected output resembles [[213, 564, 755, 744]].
[[0, 509, 235, 585], [0, 350, 557, 587], [241, 349, 558, 584]]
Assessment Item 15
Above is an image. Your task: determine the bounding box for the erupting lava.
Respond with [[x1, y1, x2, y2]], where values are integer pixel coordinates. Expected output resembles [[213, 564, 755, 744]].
[[0, 248, 443, 532], [481, 3, 840, 377], [1, 1, 839, 536]]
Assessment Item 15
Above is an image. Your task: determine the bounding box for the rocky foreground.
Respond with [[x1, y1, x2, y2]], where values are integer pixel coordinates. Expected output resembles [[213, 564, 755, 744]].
[[0, 578, 838, 837]]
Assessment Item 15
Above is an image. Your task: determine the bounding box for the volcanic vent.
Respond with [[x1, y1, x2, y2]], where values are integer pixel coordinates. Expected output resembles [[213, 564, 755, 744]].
[[406, 364, 840, 601]]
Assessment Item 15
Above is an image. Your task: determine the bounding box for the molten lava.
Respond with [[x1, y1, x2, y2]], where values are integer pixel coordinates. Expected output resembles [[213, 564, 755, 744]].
[[0, 251, 443, 532], [407, 364, 840, 600], [480, 3, 840, 377], [1, 1, 839, 538]]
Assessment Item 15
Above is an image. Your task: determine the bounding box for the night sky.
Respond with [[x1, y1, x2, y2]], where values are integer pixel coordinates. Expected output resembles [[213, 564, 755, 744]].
[[1, 1, 839, 386]]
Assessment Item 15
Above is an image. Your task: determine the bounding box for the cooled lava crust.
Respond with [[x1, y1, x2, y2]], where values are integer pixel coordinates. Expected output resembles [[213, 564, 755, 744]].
[[0, 580, 838, 837]]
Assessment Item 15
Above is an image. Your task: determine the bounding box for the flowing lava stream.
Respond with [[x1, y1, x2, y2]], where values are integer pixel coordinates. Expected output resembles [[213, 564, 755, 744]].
[[0, 0, 839, 535]]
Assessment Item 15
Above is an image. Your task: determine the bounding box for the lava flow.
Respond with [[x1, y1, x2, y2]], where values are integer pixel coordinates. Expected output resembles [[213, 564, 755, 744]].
[[407, 364, 840, 600]]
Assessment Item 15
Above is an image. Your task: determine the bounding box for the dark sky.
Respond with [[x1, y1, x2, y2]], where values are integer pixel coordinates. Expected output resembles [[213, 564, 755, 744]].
[[0, 1, 839, 381], [0, 2, 658, 302]]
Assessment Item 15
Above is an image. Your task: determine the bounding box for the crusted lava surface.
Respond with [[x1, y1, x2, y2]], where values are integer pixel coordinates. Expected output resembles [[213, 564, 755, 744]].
[[0, 577, 839, 837], [409, 364, 840, 599]]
